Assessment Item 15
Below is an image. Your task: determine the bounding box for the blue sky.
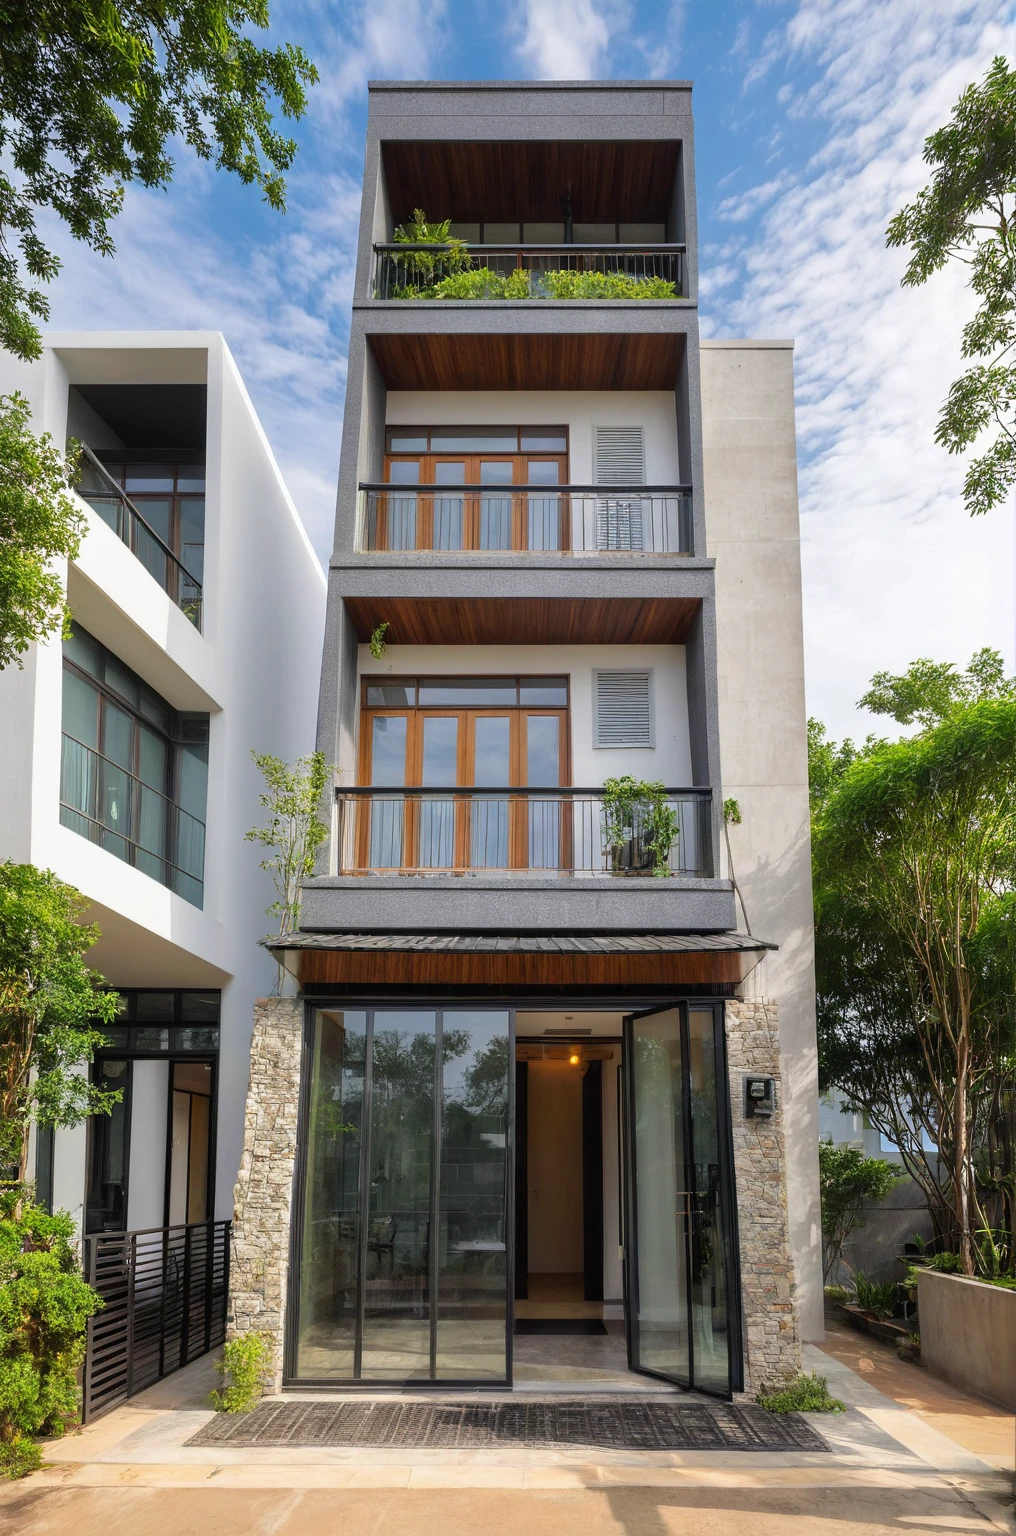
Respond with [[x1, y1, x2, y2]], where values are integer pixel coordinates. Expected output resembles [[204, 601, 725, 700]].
[[43, 0, 1016, 738]]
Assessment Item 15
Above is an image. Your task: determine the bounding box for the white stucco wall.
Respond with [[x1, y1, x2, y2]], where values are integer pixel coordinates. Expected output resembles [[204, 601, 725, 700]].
[[700, 338, 823, 1342], [357, 643, 693, 786]]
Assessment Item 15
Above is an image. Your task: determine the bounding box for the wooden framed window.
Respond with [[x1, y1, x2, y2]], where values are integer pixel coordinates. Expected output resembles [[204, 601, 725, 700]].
[[378, 427, 569, 552]]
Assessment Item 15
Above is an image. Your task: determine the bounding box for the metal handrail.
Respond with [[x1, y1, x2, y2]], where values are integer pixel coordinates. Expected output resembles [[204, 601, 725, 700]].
[[373, 241, 685, 299], [374, 241, 687, 253], [358, 482, 692, 493], [76, 444, 204, 628], [60, 732, 205, 902]]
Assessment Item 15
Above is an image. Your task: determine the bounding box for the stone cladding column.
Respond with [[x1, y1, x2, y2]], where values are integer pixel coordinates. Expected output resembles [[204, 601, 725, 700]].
[[228, 996, 303, 1394], [725, 997, 802, 1391]]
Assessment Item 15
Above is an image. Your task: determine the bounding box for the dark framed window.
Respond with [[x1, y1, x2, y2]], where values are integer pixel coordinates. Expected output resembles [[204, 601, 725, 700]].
[[60, 626, 209, 906], [97, 458, 205, 585]]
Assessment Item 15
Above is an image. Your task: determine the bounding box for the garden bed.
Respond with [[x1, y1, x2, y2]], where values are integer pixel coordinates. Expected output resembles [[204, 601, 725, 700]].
[[834, 1302, 911, 1348]]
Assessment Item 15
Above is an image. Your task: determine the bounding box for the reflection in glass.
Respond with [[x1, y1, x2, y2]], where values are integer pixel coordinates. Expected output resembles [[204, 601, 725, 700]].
[[296, 1011, 366, 1378], [527, 716, 561, 869], [437, 1012, 509, 1378], [369, 716, 407, 867], [360, 1012, 436, 1378], [479, 461, 513, 550], [525, 461, 562, 550], [433, 462, 464, 549], [386, 461, 419, 549], [630, 1009, 690, 1385], [471, 717, 509, 868], [419, 717, 457, 868], [687, 1008, 729, 1392]]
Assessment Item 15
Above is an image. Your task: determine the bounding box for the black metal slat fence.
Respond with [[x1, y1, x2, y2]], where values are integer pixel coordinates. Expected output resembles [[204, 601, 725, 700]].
[[81, 1220, 230, 1423]]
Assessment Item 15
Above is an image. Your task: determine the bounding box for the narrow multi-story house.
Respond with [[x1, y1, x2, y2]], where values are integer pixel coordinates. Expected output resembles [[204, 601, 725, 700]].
[[0, 333, 324, 1313], [230, 79, 822, 1403]]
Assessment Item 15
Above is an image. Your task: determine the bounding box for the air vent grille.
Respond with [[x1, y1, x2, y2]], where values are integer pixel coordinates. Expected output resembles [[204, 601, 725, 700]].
[[593, 669, 654, 749]]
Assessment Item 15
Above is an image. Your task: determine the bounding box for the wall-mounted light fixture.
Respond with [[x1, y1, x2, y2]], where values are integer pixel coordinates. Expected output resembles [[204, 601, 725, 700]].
[[743, 1075, 775, 1120]]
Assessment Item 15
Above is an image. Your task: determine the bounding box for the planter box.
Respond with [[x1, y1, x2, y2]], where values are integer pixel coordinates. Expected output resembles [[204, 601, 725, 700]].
[[917, 1270, 1016, 1410], [835, 1302, 910, 1348]]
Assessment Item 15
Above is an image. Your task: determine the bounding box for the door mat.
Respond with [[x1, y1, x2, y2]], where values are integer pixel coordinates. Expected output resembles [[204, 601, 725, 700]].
[[189, 1399, 828, 1453], [515, 1319, 608, 1335]]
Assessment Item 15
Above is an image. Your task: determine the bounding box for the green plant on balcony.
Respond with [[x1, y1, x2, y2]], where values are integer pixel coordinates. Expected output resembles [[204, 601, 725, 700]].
[[601, 775, 679, 878], [392, 209, 471, 286], [404, 267, 677, 301]]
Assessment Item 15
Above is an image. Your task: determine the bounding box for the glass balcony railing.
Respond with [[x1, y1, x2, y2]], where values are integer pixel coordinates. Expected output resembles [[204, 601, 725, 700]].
[[373, 243, 685, 300], [60, 733, 206, 906], [76, 446, 203, 629], [356, 485, 693, 555], [336, 787, 712, 878]]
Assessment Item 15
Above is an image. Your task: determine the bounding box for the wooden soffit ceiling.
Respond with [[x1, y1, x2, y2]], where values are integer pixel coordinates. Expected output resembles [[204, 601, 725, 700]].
[[368, 333, 681, 392], [381, 140, 681, 225], [294, 948, 750, 989], [344, 595, 700, 647]]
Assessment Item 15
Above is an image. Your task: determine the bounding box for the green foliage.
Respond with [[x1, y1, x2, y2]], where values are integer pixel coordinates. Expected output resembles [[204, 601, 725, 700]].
[[402, 268, 677, 301], [601, 776, 680, 877], [369, 621, 389, 660], [824, 1283, 851, 1304], [722, 797, 741, 825], [245, 752, 332, 944], [0, 0, 317, 360], [811, 651, 1016, 1275], [887, 56, 1016, 516], [392, 210, 472, 285], [210, 1331, 273, 1413], [0, 862, 120, 1179], [0, 1187, 103, 1476], [852, 1272, 900, 1318], [819, 1143, 903, 1282], [756, 1372, 845, 1414], [0, 393, 84, 672]]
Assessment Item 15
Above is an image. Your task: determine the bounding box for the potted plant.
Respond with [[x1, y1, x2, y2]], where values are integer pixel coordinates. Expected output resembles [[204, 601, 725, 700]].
[[601, 776, 680, 877]]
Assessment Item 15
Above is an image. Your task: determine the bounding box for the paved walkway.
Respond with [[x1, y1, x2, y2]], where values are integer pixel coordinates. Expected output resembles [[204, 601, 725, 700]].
[[1, 1333, 1013, 1535]]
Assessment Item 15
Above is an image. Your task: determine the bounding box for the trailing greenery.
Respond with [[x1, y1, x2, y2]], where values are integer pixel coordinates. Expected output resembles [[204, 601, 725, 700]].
[[601, 776, 680, 877], [0, 0, 317, 361], [819, 1142, 902, 1282], [392, 210, 471, 286], [0, 394, 84, 672], [245, 753, 332, 956], [852, 1272, 900, 1319], [823, 1283, 851, 1304], [399, 268, 677, 301], [369, 621, 389, 659], [0, 1188, 103, 1477], [210, 1331, 274, 1413], [811, 650, 1016, 1276], [0, 861, 121, 1180], [756, 1372, 845, 1415], [887, 56, 1016, 518]]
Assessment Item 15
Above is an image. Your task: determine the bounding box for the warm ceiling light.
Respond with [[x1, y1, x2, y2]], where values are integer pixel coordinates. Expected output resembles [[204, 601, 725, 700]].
[[569, 1052, 580, 1065]]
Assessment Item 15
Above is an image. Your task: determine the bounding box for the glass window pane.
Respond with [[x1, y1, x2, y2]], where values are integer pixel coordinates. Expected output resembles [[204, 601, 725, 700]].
[[101, 703, 133, 774], [526, 716, 560, 785], [136, 498, 172, 546], [687, 1007, 729, 1393], [172, 1027, 219, 1052], [521, 429, 568, 451], [388, 461, 421, 483], [420, 718, 458, 869], [520, 677, 568, 707], [135, 992, 175, 1021], [479, 461, 513, 484], [525, 460, 561, 484], [138, 685, 171, 732], [296, 1010, 366, 1380], [125, 464, 174, 493], [138, 726, 168, 792], [177, 740, 208, 820], [436, 1012, 509, 1379], [387, 432, 428, 451], [103, 659, 140, 711], [180, 993, 220, 1023], [180, 498, 205, 582], [177, 465, 206, 492], [64, 627, 101, 678], [433, 461, 465, 483], [431, 430, 516, 451], [421, 717, 458, 785], [62, 669, 99, 748], [365, 682, 415, 707], [370, 716, 407, 785], [471, 718, 510, 869], [360, 1011, 436, 1380], [418, 678, 516, 706], [133, 1027, 169, 1051]]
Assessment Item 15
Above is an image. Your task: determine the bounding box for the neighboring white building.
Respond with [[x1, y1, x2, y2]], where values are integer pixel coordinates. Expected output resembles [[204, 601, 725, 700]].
[[1, 331, 325, 1237]]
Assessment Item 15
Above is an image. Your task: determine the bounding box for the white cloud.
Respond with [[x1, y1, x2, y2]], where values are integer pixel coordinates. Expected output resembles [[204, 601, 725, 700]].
[[708, 0, 1016, 738], [512, 0, 620, 79]]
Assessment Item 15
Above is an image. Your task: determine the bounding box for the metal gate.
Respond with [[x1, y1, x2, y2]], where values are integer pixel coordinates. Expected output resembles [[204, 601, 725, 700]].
[[81, 1219, 230, 1422]]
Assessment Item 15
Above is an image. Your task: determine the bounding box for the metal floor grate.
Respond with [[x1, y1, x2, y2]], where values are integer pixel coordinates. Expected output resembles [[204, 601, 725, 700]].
[[188, 1398, 829, 1452]]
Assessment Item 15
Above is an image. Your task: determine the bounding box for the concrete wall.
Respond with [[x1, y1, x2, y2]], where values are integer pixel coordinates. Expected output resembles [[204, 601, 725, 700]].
[[919, 1270, 1016, 1411], [700, 339, 822, 1342]]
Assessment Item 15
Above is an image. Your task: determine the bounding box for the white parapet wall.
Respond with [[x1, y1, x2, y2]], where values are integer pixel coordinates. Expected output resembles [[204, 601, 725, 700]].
[[918, 1269, 1016, 1411]]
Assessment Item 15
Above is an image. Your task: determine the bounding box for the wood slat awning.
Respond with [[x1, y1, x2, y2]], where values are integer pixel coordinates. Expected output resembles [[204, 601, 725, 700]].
[[269, 931, 775, 989], [368, 333, 682, 393], [344, 595, 700, 647]]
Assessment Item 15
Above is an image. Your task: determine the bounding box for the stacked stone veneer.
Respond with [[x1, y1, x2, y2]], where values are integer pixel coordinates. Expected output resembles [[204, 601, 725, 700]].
[[229, 996, 303, 1394], [725, 997, 802, 1391]]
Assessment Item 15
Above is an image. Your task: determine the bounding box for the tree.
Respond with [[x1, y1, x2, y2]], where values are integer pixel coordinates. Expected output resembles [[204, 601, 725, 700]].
[[812, 652, 1016, 1274], [887, 56, 1016, 517], [0, 0, 317, 361], [818, 1143, 902, 1283], [0, 393, 84, 672], [0, 863, 120, 1181], [245, 752, 331, 983]]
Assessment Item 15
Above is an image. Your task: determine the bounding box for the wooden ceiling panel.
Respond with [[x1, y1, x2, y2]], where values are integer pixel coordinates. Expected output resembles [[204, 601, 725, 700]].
[[344, 595, 699, 646], [297, 948, 746, 988], [381, 141, 681, 225], [368, 333, 681, 392]]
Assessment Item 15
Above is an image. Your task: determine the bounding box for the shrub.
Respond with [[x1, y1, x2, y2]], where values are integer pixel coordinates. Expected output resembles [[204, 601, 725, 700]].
[[210, 1331, 274, 1413], [404, 268, 678, 301], [0, 1186, 102, 1477], [824, 1283, 850, 1303], [756, 1371, 845, 1414], [853, 1272, 900, 1318]]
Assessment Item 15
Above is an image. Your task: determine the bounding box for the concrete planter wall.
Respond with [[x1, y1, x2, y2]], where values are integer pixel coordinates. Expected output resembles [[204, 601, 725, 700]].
[[918, 1269, 1016, 1410]]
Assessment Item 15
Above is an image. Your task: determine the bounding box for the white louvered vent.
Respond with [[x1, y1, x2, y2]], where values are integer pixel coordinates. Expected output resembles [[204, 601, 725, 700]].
[[594, 426, 646, 550], [593, 669, 655, 749]]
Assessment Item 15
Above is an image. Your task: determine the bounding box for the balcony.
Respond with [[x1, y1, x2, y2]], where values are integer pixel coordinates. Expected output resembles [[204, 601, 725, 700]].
[[336, 787, 712, 878], [76, 444, 204, 629], [356, 485, 692, 556], [60, 734, 206, 906], [373, 243, 685, 301]]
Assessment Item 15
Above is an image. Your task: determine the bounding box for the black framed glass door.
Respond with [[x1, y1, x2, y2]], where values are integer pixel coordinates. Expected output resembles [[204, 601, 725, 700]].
[[291, 1005, 513, 1385], [622, 1003, 741, 1398]]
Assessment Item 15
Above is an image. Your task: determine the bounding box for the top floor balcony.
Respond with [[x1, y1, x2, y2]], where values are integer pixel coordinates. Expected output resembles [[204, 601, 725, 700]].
[[372, 242, 685, 302]]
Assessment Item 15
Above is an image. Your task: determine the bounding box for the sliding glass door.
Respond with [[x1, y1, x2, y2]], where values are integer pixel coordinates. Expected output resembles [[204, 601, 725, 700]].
[[292, 1006, 512, 1385], [622, 1003, 741, 1397]]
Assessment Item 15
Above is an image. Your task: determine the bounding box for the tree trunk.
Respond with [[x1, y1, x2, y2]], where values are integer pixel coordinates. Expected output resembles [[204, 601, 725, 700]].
[[954, 1032, 973, 1275]]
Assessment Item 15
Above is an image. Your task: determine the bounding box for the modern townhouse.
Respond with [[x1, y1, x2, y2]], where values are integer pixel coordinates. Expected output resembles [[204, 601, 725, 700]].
[[0, 333, 325, 1403], [230, 79, 822, 1404]]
